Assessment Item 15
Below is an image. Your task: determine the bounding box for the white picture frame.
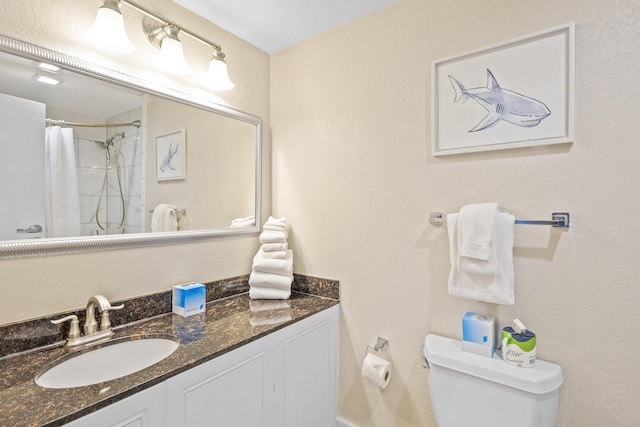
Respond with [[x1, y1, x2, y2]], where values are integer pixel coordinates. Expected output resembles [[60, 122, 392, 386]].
[[432, 22, 575, 156], [155, 129, 186, 181]]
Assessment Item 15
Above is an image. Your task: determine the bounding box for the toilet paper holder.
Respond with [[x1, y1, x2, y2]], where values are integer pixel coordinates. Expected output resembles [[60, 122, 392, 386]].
[[365, 337, 389, 358]]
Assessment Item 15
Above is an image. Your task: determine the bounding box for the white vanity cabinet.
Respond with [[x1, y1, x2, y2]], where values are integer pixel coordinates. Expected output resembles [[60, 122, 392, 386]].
[[65, 305, 339, 427], [275, 306, 339, 427], [64, 382, 167, 427], [165, 304, 339, 427], [165, 333, 277, 427]]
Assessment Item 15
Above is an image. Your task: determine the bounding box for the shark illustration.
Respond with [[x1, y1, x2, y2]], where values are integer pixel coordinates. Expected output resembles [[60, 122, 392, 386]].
[[448, 69, 550, 132], [159, 143, 178, 172]]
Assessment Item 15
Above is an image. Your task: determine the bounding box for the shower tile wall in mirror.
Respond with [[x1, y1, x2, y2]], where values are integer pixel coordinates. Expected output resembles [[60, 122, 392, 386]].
[[0, 35, 261, 258]]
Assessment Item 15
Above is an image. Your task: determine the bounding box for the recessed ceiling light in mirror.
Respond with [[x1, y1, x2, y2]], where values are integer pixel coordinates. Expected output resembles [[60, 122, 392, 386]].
[[33, 74, 62, 86], [37, 62, 60, 73]]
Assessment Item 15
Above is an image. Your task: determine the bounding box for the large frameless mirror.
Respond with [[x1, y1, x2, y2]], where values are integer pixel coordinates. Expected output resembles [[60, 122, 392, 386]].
[[0, 35, 261, 258]]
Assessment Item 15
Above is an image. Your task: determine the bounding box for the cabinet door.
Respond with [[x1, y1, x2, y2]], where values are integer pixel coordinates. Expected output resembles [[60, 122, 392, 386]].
[[65, 382, 166, 427], [275, 305, 339, 427], [166, 334, 276, 427]]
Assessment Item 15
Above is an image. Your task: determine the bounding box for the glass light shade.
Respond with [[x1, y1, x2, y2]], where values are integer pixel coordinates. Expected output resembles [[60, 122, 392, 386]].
[[85, 6, 135, 53], [205, 58, 235, 91], [153, 37, 192, 75]]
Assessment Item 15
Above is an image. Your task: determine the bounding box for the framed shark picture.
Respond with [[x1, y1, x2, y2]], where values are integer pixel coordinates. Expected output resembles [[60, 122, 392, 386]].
[[155, 129, 186, 181], [432, 22, 574, 156]]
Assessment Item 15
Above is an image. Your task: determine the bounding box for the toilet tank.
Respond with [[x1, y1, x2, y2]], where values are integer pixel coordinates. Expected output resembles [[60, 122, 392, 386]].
[[423, 334, 563, 427]]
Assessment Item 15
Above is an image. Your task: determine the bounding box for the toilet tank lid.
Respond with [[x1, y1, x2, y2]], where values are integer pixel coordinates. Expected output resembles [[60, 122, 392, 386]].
[[424, 334, 563, 395]]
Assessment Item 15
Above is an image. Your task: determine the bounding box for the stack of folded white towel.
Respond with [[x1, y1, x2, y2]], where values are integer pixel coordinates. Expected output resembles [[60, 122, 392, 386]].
[[446, 203, 516, 305], [249, 216, 293, 300]]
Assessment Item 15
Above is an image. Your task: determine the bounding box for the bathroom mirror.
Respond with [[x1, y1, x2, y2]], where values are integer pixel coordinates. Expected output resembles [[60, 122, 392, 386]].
[[0, 35, 261, 258]]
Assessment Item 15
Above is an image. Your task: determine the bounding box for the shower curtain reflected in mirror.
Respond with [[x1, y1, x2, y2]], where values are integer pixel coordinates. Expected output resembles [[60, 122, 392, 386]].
[[44, 126, 81, 237]]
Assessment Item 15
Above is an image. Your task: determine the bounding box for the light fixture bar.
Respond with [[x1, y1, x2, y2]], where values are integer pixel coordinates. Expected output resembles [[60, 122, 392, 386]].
[[120, 0, 223, 52]]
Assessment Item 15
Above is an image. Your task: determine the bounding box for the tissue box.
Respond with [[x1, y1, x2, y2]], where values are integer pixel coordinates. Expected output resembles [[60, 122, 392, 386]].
[[172, 283, 206, 317], [462, 312, 495, 358]]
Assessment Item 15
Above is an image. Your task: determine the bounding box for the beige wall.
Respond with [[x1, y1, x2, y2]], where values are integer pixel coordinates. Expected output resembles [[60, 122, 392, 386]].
[[271, 0, 640, 426], [0, 0, 270, 323]]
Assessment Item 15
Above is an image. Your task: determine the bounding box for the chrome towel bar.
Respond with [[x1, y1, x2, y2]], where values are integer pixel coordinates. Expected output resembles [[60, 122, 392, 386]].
[[429, 212, 570, 228]]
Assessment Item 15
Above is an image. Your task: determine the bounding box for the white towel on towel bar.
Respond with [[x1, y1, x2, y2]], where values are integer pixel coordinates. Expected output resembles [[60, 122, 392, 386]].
[[457, 203, 500, 275], [447, 212, 515, 305], [151, 204, 178, 232], [458, 202, 498, 261]]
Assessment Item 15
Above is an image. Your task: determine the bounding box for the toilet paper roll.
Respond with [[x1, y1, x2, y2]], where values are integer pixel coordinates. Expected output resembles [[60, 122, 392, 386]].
[[361, 352, 391, 389]]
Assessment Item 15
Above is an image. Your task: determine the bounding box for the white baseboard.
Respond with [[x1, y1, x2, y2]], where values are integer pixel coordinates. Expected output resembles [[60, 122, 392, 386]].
[[337, 416, 359, 427]]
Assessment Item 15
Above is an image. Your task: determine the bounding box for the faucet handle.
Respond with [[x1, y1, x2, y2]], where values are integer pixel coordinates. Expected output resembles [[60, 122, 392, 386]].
[[51, 315, 81, 339], [99, 302, 124, 331]]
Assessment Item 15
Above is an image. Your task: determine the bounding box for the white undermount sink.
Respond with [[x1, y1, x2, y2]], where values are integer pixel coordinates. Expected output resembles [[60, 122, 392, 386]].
[[35, 337, 179, 389]]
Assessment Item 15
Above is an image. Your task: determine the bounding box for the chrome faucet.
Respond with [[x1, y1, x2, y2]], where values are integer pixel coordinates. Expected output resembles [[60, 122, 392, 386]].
[[52, 295, 124, 347]]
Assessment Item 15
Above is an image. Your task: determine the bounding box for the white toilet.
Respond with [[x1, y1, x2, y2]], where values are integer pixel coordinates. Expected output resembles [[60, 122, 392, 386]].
[[423, 334, 563, 427]]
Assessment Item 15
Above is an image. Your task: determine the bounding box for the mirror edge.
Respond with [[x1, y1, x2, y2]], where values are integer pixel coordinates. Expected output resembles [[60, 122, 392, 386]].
[[0, 34, 262, 259]]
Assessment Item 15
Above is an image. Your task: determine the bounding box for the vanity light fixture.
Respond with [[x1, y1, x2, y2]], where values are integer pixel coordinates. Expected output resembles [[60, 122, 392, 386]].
[[205, 50, 235, 91], [144, 20, 192, 75], [86, 0, 235, 90], [85, 0, 135, 53]]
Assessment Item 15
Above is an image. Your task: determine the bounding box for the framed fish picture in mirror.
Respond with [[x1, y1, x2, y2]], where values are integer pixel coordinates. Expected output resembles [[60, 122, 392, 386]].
[[156, 129, 187, 181], [431, 22, 574, 156]]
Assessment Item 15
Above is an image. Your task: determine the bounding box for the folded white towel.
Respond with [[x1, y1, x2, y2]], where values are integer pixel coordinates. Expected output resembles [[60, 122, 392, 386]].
[[266, 216, 287, 227], [447, 212, 515, 305], [231, 215, 255, 228], [249, 270, 293, 290], [458, 203, 499, 275], [252, 249, 293, 275], [249, 286, 291, 300], [261, 242, 288, 252], [264, 224, 286, 232], [458, 203, 498, 260], [259, 230, 288, 244], [261, 250, 288, 259]]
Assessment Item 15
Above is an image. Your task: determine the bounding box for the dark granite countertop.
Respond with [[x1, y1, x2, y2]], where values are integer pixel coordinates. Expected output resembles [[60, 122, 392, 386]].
[[0, 289, 339, 427]]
